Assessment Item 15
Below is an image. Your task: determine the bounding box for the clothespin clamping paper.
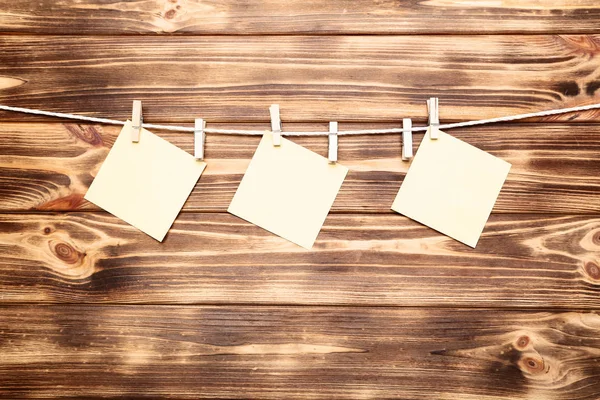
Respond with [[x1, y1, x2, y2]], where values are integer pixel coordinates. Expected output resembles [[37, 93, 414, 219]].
[[427, 97, 439, 140], [269, 104, 282, 146], [402, 118, 413, 161], [194, 118, 206, 160], [329, 121, 338, 164], [131, 100, 143, 143]]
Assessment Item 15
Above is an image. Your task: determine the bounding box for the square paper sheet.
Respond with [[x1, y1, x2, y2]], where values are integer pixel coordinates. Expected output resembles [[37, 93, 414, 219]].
[[85, 121, 206, 241], [391, 128, 511, 247], [228, 132, 348, 249]]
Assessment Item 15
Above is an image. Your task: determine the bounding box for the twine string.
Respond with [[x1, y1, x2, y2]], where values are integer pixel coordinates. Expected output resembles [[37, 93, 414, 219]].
[[0, 102, 599, 136]]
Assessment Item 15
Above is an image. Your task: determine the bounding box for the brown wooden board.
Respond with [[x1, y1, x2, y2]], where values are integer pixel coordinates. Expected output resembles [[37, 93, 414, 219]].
[[0, 212, 598, 307], [1, 123, 599, 214], [1, 2, 600, 398], [0, 1, 599, 35], [1, 305, 600, 399], [1, 35, 600, 123]]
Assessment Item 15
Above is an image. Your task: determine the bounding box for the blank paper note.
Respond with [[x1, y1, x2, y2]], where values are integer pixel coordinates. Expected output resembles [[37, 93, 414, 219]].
[[85, 121, 206, 241], [228, 132, 348, 249], [391, 128, 511, 247]]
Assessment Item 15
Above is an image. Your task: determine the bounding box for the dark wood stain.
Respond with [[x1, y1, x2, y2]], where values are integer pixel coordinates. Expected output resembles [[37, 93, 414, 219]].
[[1, 123, 600, 214], [587, 80, 600, 96], [0, 2, 599, 399], [0, 212, 598, 307], [555, 81, 581, 97], [0, 1, 599, 34], [0, 36, 600, 122], [1, 306, 600, 398]]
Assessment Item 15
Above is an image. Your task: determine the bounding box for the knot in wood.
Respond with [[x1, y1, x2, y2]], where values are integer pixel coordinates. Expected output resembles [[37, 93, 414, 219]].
[[515, 335, 530, 350], [66, 124, 103, 146], [51, 241, 81, 264], [593, 230, 600, 246], [37, 194, 86, 211], [584, 261, 600, 281], [518, 354, 546, 376]]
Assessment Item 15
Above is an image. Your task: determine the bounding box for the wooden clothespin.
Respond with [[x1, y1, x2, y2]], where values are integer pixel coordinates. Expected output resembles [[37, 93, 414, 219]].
[[328, 121, 338, 164], [427, 97, 439, 140], [131, 100, 142, 143], [194, 118, 206, 160], [269, 104, 281, 146], [402, 118, 413, 161]]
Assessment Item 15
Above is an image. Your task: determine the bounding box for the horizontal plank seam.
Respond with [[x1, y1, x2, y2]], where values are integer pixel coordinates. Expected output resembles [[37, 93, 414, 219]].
[[0, 211, 598, 216], [0, 302, 598, 312], [2, 32, 600, 37]]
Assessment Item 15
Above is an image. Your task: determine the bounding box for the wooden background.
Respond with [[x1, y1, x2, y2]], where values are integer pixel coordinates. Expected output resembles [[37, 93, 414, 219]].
[[1, 1, 600, 398]]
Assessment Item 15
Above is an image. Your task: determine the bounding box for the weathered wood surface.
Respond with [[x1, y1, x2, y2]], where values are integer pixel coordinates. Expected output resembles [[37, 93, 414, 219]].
[[1, 1, 600, 398], [1, 212, 598, 307], [1, 122, 599, 214], [2, 306, 600, 399], [1, 0, 599, 35], [1, 35, 600, 123]]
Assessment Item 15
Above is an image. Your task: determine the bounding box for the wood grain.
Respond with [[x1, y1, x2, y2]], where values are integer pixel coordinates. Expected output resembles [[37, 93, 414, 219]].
[[1, 122, 598, 214], [1, 1, 599, 35], [1, 35, 599, 123], [1, 2, 600, 398], [2, 305, 600, 399], [0, 212, 598, 307]]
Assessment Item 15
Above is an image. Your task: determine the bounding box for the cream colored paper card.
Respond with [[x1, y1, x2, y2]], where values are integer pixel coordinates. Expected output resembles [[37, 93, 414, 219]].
[[228, 132, 348, 249], [85, 121, 206, 241], [391, 128, 511, 247]]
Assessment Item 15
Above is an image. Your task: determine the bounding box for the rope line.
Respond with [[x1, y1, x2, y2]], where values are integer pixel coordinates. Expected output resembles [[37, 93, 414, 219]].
[[1, 102, 599, 136]]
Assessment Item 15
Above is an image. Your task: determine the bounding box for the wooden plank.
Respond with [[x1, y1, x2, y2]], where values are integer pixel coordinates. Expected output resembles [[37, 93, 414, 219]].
[[1, 35, 599, 123], [1, 1, 599, 35], [0, 212, 598, 307], [1, 305, 600, 399], [1, 122, 598, 214]]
